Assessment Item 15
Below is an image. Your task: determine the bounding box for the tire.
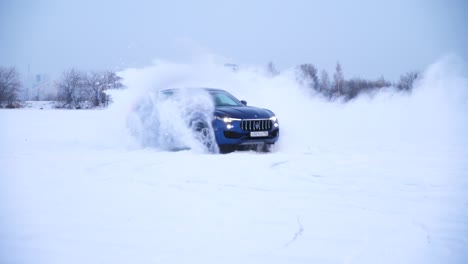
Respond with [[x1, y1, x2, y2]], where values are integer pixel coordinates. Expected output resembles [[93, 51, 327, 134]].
[[193, 122, 217, 153], [219, 145, 236, 154], [259, 143, 274, 153]]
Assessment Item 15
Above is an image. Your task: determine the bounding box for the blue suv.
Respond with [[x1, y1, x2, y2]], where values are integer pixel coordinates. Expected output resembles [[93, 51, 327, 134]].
[[161, 88, 279, 153]]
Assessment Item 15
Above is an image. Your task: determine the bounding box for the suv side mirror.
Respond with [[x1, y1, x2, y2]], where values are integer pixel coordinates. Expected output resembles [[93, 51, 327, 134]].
[[240, 100, 247, 106]]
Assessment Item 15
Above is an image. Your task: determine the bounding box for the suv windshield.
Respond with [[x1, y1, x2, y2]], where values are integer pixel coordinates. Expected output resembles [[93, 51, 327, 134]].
[[210, 91, 243, 107]]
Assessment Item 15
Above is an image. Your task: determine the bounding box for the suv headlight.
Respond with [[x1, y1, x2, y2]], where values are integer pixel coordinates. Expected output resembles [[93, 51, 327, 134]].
[[215, 116, 241, 123], [270, 116, 279, 127]]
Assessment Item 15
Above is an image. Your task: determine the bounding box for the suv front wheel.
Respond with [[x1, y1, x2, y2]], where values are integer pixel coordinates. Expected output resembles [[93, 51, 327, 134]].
[[192, 122, 217, 153]]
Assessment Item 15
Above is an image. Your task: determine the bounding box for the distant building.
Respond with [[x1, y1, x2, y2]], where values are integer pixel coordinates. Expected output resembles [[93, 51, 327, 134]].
[[23, 72, 56, 101]]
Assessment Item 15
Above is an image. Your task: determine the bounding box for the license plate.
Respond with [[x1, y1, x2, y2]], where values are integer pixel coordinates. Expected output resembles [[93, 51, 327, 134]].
[[250, 131, 268, 137]]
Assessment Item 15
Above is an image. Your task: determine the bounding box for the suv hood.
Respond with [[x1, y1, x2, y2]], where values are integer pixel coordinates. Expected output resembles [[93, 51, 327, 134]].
[[214, 106, 273, 119]]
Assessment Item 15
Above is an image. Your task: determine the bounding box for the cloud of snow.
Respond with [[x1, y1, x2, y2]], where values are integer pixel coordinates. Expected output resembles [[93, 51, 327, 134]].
[[106, 55, 467, 155]]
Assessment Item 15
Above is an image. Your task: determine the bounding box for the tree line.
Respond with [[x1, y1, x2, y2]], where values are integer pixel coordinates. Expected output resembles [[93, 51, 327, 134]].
[[55, 69, 124, 109], [1, 63, 420, 108], [0, 67, 124, 108], [268, 61, 420, 101]]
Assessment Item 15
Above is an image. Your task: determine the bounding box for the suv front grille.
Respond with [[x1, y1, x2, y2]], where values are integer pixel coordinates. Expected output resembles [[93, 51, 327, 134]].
[[241, 119, 272, 131]]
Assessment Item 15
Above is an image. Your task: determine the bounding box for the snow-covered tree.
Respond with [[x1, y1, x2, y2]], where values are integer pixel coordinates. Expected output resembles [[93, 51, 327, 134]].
[[56, 68, 85, 108], [296, 64, 319, 91], [266, 61, 279, 77], [332, 62, 344, 97], [83, 71, 124, 107], [319, 69, 330, 95], [0, 67, 21, 107], [396, 71, 419, 91]]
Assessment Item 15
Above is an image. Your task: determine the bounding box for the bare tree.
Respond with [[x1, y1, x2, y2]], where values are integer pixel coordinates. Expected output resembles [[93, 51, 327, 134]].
[[374, 75, 391, 89], [345, 78, 368, 100], [83, 71, 124, 107], [332, 62, 344, 97], [101, 71, 124, 106], [296, 64, 319, 91], [83, 71, 104, 107], [397, 71, 419, 91], [56, 68, 85, 108], [319, 69, 330, 96], [101, 71, 124, 90], [0, 67, 21, 107], [266, 61, 279, 76]]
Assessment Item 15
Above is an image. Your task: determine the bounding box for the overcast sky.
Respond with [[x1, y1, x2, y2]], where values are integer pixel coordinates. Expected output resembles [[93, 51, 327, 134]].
[[1, 0, 467, 80]]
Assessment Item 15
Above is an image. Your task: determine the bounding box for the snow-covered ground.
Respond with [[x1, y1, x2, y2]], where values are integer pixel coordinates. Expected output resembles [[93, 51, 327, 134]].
[[1, 57, 467, 264], [21, 101, 57, 110]]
